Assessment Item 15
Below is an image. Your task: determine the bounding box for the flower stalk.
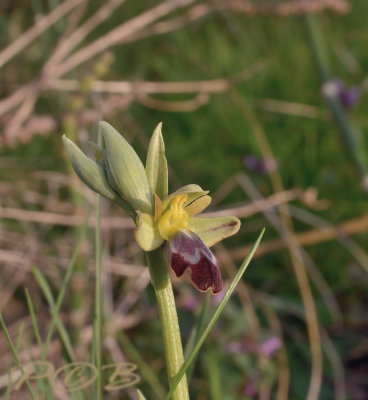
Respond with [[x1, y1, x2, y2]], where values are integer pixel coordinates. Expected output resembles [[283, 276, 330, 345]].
[[146, 248, 189, 400]]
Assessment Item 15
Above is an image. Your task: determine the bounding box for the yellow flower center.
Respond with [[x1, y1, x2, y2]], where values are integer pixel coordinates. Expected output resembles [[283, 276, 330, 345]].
[[157, 194, 189, 240]]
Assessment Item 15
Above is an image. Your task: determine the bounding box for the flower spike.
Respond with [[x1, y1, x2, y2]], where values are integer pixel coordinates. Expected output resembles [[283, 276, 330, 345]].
[[63, 122, 241, 294]]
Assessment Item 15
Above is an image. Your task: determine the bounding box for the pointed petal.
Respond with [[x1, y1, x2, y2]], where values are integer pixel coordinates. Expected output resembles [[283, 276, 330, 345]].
[[100, 121, 152, 213], [162, 184, 209, 211], [134, 212, 164, 251], [185, 195, 211, 217], [62, 135, 117, 201], [170, 230, 223, 294], [174, 184, 203, 193], [146, 122, 168, 199], [188, 216, 240, 247]]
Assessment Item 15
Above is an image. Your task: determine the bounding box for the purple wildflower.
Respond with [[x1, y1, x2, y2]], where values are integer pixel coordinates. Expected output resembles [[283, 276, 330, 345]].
[[225, 336, 282, 358], [259, 337, 282, 357], [243, 154, 278, 175], [243, 154, 259, 170], [322, 78, 362, 109], [244, 383, 257, 397]]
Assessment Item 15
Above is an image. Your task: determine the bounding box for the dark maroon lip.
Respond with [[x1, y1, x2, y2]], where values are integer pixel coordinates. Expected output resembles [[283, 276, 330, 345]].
[[169, 230, 223, 294]]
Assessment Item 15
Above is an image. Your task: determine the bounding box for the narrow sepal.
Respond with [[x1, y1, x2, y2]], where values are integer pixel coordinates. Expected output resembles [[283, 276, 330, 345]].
[[134, 212, 164, 251], [146, 122, 168, 199], [62, 135, 117, 200], [188, 216, 240, 247], [170, 230, 223, 294], [100, 121, 152, 213]]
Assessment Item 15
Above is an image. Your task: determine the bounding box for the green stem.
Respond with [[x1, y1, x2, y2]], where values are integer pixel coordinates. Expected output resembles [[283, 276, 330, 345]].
[[93, 194, 103, 400], [146, 249, 189, 400]]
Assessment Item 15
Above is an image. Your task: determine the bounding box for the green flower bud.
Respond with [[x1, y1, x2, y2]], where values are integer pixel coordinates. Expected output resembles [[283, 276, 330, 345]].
[[100, 121, 152, 213], [145, 122, 168, 200], [62, 135, 117, 201]]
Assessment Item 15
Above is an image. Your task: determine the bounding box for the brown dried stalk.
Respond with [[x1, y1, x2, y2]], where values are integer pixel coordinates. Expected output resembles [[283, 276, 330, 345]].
[[230, 90, 323, 400], [0, 0, 349, 146], [0, 0, 85, 70], [227, 0, 350, 16], [44, 0, 128, 72], [232, 213, 368, 261]]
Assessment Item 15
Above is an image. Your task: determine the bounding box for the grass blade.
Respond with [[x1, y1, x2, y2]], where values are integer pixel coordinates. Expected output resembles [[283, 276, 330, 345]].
[[165, 228, 265, 400], [92, 192, 103, 400], [204, 348, 222, 400], [5, 321, 25, 399], [25, 289, 43, 350], [38, 209, 91, 359], [0, 314, 37, 400], [32, 266, 75, 362], [25, 288, 54, 399], [117, 329, 166, 400], [184, 291, 210, 383]]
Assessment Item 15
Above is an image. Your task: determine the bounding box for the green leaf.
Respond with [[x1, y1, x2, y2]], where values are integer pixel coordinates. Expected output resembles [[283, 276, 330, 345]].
[[146, 122, 168, 199], [100, 121, 152, 213]]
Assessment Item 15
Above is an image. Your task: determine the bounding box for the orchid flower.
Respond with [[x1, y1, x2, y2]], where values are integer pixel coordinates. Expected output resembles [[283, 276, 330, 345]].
[[63, 122, 240, 294]]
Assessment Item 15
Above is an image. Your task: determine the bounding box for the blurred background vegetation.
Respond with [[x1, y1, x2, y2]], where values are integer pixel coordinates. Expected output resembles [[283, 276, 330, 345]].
[[0, 0, 367, 399]]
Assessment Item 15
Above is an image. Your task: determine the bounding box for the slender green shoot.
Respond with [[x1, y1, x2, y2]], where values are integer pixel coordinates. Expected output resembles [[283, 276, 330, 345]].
[[39, 210, 91, 358], [25, 289, 43, 350], [0, 314, 37, 400], [205, 348, 222, 400], [25, 288, 54, 398], [184, 291, 211, 383], [92, 192, 103, 400], [117, 329, 166, 400], [5, 321, 25, 399], [32, 266, 75, 362]]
